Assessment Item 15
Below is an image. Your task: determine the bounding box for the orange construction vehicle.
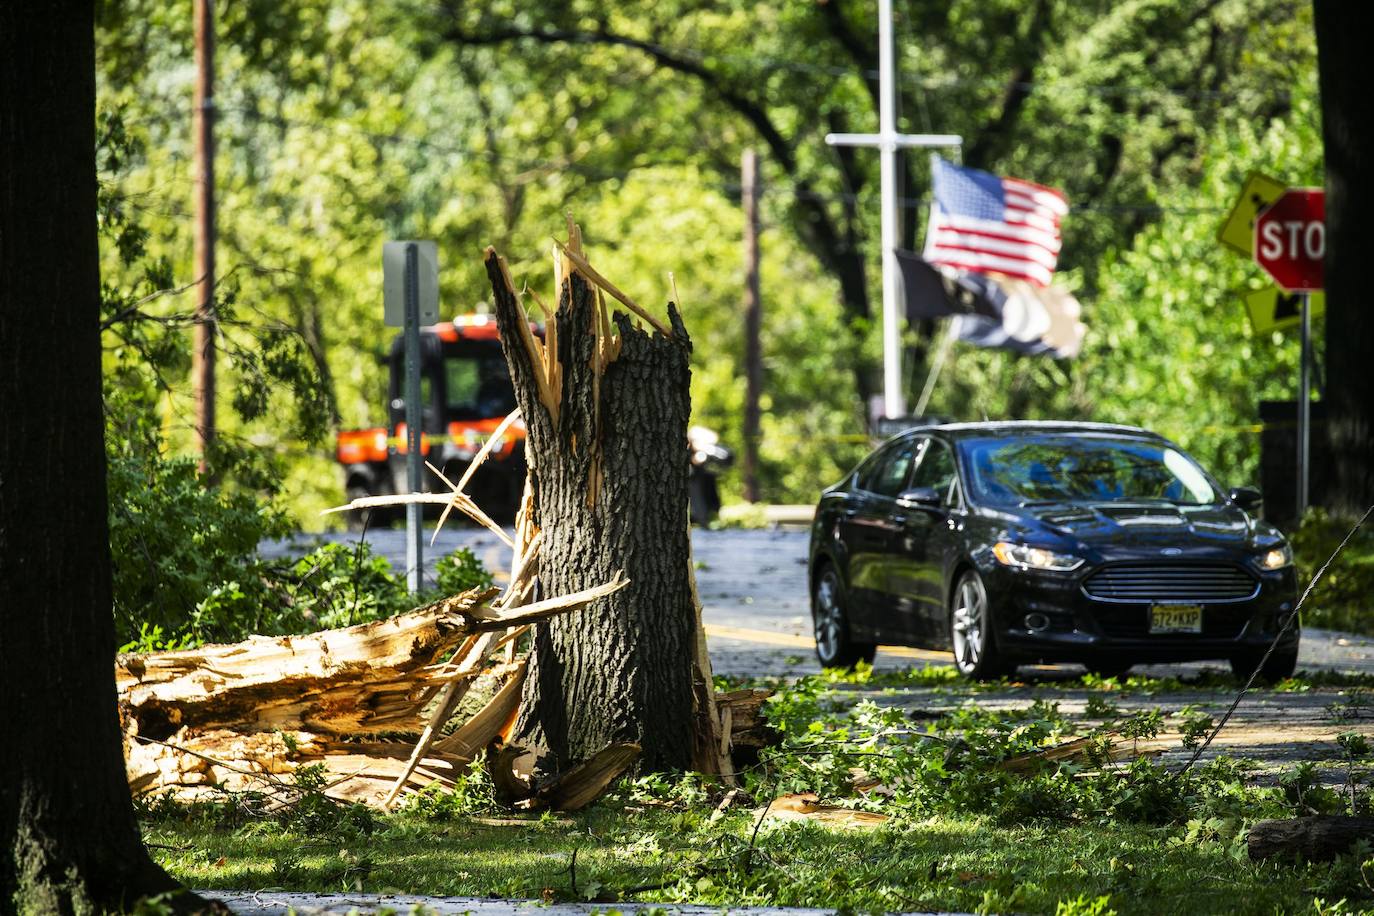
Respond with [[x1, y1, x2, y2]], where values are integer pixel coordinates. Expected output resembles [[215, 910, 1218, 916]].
[[336, 314, 733, 529], [334, 314, 531, 528]]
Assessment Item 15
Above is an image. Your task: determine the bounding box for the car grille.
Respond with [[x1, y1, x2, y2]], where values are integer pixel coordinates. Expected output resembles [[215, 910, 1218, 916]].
[[1082, 563, 1258, 604]]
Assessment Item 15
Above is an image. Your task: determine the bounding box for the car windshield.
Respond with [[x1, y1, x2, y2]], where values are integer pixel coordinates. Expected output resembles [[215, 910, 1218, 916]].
[[959, 435, 1219, 507]]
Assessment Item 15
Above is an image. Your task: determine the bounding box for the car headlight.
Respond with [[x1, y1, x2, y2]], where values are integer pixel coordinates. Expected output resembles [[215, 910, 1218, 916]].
[[1257, 544, 1293, 570], [992, 541, 1084, 572]]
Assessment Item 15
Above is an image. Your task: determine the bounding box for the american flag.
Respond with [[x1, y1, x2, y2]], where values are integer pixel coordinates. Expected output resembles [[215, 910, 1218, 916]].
[[922, 157, 1069, 288]]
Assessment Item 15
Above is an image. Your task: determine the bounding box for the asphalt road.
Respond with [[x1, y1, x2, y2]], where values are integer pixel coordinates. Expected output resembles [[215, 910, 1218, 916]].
[[262, 524, 1374, 782], [263, 525, 1374, 679]]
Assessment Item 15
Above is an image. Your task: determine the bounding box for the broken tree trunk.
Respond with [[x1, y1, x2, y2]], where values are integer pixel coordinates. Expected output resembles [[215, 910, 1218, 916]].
[[1248, 816, 1374, 862], [485, 239, 696, 774]]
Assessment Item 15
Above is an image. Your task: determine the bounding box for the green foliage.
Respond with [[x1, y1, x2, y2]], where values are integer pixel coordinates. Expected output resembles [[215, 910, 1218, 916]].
[[1291, 508, 1374, 635], [435, 547, 496, 595], [108, 428, 293, 648], [109, 447, 491, 647], [1056, 894, 1117, 916], [402, 760, 500, 819], [92, 0, 1325, 515], [746, 673, 1313, 830]]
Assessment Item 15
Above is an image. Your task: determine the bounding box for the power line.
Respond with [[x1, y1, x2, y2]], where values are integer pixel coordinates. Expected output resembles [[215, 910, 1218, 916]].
[[110, 104, 1228, 216]]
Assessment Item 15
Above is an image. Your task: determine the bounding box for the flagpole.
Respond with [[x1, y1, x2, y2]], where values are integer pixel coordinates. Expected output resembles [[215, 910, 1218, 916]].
[[825, 0, 960, 422], [876, 0, 903, 419]]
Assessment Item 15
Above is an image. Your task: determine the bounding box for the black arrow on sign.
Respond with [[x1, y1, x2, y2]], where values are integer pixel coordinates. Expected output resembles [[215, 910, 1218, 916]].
[[1274, 292, 1301, 322]]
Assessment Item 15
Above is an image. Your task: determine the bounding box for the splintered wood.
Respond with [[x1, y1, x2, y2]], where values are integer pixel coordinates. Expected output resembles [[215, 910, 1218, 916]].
[[119, 509, 629, 811], [122, 222, 768, 812]]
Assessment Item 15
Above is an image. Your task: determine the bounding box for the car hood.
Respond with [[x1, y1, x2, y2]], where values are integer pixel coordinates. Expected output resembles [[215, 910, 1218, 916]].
[[1013, 500, 1263, 549]]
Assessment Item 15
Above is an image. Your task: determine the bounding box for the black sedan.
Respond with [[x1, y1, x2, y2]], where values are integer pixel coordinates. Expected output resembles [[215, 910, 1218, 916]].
[[808, 422, 1299, 680]]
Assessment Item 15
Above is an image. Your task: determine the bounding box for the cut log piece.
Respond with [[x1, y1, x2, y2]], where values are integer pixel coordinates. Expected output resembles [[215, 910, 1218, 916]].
[[1248, 816, 1374, 861]]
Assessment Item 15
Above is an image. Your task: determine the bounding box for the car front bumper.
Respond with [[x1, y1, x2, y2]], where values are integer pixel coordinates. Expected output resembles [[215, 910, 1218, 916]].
[[982, 562, 1299, 664]]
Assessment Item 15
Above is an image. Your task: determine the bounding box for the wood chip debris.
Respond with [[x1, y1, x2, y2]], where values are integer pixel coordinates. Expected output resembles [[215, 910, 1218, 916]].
[[756, 792, 891, 829]]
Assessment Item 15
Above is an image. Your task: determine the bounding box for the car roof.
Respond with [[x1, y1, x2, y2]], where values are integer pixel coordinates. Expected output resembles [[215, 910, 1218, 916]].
[[896, 420, 1168, 442]]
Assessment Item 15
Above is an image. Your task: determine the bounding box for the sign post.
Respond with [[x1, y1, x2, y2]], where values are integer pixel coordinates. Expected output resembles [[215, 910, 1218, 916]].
[[383, 241, 439, 593], [1254, 188, 1325, 518]]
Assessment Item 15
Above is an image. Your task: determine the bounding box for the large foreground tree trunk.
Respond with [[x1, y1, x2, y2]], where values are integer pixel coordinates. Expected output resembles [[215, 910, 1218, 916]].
[[0, 4, 204, 912], [485, 248, 696, 774], [1315, 1, 1374, 515]]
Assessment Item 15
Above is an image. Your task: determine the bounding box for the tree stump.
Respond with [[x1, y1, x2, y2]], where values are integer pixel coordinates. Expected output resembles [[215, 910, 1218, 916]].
[[1247, 816, 1374, 862], [484, 244, 696, 774]]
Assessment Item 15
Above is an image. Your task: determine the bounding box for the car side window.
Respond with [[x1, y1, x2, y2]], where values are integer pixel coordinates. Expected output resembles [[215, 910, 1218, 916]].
[[910, 438, 958, 505], [861, 440, 919, 498]]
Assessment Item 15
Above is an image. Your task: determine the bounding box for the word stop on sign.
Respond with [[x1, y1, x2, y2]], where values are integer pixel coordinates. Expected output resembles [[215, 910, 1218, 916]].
[[1258, 220, 1325, 262]]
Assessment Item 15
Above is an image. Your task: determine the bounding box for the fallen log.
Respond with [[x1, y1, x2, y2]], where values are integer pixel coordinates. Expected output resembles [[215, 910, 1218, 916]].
[[118, 588, 500, 740], [119, 573, 628, 808], [1247, 816, 1374, 862]]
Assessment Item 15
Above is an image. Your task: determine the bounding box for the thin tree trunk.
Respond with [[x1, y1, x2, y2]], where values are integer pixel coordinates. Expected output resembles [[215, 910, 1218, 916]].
[[484, 250, 696, 774], [1315, 0, 1374, 514], [0, 4, 207, 911]]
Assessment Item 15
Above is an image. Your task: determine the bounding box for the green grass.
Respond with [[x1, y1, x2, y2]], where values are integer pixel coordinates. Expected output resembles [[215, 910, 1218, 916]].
[[143, 802, 1373, 914], [137, 659, 1374, 914]]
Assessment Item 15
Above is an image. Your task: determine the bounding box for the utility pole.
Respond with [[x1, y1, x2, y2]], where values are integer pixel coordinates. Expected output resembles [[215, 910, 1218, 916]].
[[825, 0, 960, 421], [741, 149, 762, 503], [193, 0, 216, 466]]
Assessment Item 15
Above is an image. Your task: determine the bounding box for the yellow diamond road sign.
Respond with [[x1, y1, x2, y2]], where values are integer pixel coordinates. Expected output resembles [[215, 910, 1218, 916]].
[[1244, 287, 1326, 334], [1218, 171, 1287, 257]]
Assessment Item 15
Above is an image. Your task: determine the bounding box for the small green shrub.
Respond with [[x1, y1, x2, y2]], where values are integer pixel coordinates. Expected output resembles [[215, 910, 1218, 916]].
[[109, 445, 494, 649], [435, 546, 496, 595], [109, 447, 292, 648], [402, 760, 499, 818]]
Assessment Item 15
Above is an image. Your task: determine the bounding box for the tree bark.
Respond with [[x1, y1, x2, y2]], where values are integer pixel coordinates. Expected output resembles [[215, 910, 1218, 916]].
[[484, 250, 696, 774], [0, 4, 209, 912], [1248, 816, 1374, 862], [1315, 0, 1374, 515]]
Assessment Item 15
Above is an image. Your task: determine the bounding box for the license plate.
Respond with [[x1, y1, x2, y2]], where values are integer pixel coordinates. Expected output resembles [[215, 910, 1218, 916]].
[[1150, 604, 1202, 634]]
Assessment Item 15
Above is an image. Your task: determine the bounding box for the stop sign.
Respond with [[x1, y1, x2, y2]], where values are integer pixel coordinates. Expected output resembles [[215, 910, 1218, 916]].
[[1255, 188, 1325, 292]]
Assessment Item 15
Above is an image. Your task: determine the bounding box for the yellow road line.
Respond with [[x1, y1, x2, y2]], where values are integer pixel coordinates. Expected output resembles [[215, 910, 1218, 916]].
[[704, 623, 951, 663]]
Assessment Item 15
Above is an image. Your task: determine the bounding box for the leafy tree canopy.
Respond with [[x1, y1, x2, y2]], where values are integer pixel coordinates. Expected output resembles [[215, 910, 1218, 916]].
[[95, 0, 1320, 511]]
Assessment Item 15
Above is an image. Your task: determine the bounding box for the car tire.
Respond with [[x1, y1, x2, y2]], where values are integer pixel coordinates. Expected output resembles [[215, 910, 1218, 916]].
[[950, 570, 1011, 681], [812, 565, 877, 670], [1230, 646, 1298, 684]]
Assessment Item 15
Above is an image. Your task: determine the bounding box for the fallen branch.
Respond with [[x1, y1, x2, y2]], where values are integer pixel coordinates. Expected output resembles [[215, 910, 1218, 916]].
[[1248, 816, 1374, 862]]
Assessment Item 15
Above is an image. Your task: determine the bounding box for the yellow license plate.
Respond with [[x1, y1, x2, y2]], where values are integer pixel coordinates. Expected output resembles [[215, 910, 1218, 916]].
[[1150, 604, 1202, 634]]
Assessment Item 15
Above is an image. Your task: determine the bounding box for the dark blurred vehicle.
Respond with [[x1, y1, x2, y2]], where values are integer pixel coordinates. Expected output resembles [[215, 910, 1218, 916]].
[[808, 421, 1299, 680], [688, 425, 732, 525]]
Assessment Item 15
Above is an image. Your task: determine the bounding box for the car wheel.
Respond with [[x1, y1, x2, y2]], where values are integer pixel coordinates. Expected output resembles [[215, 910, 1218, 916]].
[[950, 570, 1010, 681], [812, 566, 877, 669], [1230, 647, 1298, 684]]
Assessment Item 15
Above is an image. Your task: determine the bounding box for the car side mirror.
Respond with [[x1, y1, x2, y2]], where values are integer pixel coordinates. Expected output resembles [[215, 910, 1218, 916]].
[[897, 486, 942, 509], [1229, 486, 1263, 513]]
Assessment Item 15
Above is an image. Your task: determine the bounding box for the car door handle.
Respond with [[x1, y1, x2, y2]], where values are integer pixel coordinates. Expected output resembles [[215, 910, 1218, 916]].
[[891, 514, 908, 525], [844, 508, 859, 518]]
